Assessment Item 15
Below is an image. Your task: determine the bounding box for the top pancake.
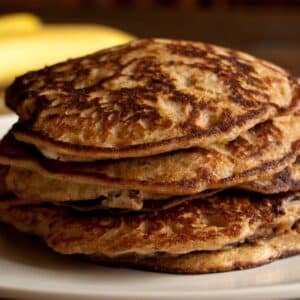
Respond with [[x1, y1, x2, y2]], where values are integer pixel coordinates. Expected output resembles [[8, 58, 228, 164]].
[[6, 38, 300, 160]]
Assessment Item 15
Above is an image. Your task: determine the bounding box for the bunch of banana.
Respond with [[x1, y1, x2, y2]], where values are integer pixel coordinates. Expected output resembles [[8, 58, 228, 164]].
[[0, 13, 134, 89]]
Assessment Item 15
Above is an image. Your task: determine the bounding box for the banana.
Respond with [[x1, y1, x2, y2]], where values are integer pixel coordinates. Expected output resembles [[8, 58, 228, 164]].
[[0, 23, 134, 87], [0, 13, 42, 35]]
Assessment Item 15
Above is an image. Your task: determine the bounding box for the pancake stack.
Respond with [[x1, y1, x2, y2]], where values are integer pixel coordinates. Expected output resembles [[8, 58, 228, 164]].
[[0, 39, 300, 274]]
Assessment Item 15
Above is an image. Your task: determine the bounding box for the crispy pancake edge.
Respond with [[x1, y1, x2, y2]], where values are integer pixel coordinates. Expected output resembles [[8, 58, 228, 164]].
[[240, 156, 300, 194]]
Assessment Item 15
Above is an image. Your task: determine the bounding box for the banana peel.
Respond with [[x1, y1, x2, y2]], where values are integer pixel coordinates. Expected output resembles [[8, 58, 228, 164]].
[[0, 15, 134, 88]]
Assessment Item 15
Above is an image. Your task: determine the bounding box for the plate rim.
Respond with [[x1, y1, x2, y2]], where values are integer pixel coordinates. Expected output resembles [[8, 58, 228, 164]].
[[0, 281, 300, 300]]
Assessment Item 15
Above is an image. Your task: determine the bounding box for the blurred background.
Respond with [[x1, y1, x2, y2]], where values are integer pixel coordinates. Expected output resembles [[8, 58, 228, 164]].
[[0, 0, 300, 112]]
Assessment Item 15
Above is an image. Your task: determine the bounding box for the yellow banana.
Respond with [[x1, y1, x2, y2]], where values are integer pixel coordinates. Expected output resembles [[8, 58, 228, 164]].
[[0, 24, 134, 87], [0, 13, 42, 35], [0, 13, 42, 111]]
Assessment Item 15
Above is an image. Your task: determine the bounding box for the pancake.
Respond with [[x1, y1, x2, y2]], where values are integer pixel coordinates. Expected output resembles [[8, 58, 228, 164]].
[[6, 38, 300, 160], [240, 155, 300, 194], [55, 194, 210, 212], [1, 114, 300, 195], [5, 155, 300, 210], [88, 223, 300, 274], [0, 159, 216, 211], [0, 191, 217, 212], [4, 166, 172, 210], [0, 191, 299, 259], [3, 166, 218, 210]]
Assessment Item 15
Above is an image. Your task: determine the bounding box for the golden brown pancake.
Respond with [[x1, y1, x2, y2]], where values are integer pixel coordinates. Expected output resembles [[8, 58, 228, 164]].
[[2, 165, 218, 211], [0, 192, 299, 259], [240, 156, 300, 194], [4, 166, 173, 210], [0, 157, 216, 212], [1, 113, 300, 196], [88, 223, 300, 274], [6, 39, 300, 160], [5, 155, 300, 211], [0, 191, 217, 212]]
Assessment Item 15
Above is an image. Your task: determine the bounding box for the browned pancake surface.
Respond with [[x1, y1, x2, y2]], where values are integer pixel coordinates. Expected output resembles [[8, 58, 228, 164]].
[[7, 39, 300, 160], [3, 165, 217, 210], [89, 223, 300, 274]]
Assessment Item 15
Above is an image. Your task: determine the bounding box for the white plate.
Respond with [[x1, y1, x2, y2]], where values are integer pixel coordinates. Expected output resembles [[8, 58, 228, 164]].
[[0, 114, 300, 300]]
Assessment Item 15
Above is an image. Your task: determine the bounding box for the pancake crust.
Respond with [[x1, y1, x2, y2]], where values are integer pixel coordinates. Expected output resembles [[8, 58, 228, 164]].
[[1, 114, 300, 195], [7, 38, 300, 160], [240, 156, 300, 194], [0, 192, 299, 257], [89, 223, 300, 274]]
